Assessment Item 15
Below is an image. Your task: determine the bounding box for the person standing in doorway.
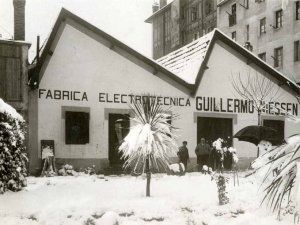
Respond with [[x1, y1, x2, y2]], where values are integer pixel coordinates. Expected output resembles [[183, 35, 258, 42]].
[[195, 138, 211, 172], [177, 141, 190, 172]]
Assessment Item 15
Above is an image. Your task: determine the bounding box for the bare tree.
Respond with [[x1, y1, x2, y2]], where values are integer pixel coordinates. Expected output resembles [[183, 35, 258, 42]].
[[230, 71, 285, 125]]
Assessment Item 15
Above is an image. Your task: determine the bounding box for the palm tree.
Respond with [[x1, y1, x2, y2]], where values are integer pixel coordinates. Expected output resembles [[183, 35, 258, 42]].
[[118, 94, 179, 197], [251, 136, 300, 221]]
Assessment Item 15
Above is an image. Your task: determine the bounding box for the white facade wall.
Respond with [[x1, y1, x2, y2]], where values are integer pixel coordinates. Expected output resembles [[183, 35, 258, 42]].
[[32, 18, 300, 173]]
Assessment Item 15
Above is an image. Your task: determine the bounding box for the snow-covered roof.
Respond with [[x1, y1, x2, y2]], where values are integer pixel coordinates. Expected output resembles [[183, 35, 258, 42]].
[[156, 28, 300, 95], [156, 31, 214, 84], [0, 98, 24, 122]]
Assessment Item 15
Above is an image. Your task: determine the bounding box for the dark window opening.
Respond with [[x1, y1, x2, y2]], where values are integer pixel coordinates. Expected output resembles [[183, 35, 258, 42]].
[[191, 6, 197, 22], [229, 4, 236, 27], [231, 31, 236, 41], [274, 47, 283, 67], [295, 41, 300, 62], [65, 111, 89, 144], [276, 10, 283, 28], [296, 1, 300, 21], [260, 18, 266, 34], [205, 0, 213, 15], [164, 10, 171, 44], [263, 120, 284, 142], [245, 24, 249, 41]]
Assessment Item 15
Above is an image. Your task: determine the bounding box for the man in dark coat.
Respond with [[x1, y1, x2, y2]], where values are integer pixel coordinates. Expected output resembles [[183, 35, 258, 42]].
[[177, 141, 190, 171], [195, 138, 211, 172]]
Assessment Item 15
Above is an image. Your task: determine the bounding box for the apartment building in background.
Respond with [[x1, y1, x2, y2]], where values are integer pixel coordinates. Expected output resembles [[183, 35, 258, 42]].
[[217, 0, 300, 81], [145, 0, 217, 60]]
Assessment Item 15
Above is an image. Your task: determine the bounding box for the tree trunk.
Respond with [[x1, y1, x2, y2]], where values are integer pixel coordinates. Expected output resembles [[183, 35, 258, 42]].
[[146, 157, 151, 197], [257, 109, 261, 157]]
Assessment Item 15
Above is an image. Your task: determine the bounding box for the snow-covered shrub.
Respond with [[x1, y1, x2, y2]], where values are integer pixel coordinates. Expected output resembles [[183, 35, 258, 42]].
[[168, 163, 185, 176], [84, 165, 95, 175], [212, 138, 237, 171], [58, 164, 78, 176], [211, 173, 229, 205], [202, 165, 212, 175], [58, 164, 96, 176], [0, 99, 27, 193]]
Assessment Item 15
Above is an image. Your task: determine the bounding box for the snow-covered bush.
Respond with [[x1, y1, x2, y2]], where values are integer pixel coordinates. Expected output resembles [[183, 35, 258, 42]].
[[0, 98, 27, 193], [58, 164, 96, 176], [58, 164, 78, 176], [84, 165, 96, 175], [168, 163, 185, 176], [212, 138, 237, 171], [211, 172, 230, 205]]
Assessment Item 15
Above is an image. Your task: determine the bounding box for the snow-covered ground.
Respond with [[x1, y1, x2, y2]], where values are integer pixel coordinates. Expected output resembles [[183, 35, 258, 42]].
[[0, 172, 294, 225]]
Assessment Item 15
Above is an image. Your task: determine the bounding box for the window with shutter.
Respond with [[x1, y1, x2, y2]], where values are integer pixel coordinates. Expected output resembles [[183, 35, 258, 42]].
[[6, 58, 21, 101], [65, 111, 89, 144], [0, 58, 5, 99]]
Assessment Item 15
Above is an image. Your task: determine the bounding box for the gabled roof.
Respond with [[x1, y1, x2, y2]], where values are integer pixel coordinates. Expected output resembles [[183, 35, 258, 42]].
[[157, 28, 300, 96], [29, 8, 193, 91], [157, 32, 214, 84]]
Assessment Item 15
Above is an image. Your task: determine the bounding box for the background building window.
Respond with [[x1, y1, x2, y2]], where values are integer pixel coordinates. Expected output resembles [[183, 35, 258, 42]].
[[295, 41, 300, 62], [181, 31, 186, 45], [193, 32, 199, 41], [274, 47, 283, 67], [164, 10, 171, 44], [243, 0, 249, 8], [181, 6, 185, 19], [245, 25, 249, 41], [258, 52, 266, 61], [153, 16, 162, 49], [65, 111, 89, 144], [191, 6, 197, 22], [296, 1, 300, 21], [260, 18, 266, 34], [276, 10, 283, 28], [205, 0, 213, 15], [0, 45, 21, 101], [231, 31, 236, 41], [229, 4, 236, 27]]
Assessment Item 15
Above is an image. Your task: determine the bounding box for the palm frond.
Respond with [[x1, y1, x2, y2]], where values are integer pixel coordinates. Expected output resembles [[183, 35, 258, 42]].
[[118, 94, 180, 173]]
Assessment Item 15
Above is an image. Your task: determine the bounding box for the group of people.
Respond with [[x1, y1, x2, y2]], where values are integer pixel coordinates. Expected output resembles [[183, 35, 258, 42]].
[[177, 138, 230, 172]]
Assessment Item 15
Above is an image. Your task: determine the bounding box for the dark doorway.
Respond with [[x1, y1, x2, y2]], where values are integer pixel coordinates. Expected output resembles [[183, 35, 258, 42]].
[[108, 114, 129, 165], [263, 119, 284, 142], [197, 117, 233, 146]]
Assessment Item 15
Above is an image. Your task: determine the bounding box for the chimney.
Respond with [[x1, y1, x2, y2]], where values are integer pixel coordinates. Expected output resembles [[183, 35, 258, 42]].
[[152, 2, 159, 13], [160, 0, 167, 8], [13, 0, 26, 41]]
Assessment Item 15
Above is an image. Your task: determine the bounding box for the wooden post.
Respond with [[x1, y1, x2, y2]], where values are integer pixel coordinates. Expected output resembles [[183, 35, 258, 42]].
[[146, 156, 151, 197]]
